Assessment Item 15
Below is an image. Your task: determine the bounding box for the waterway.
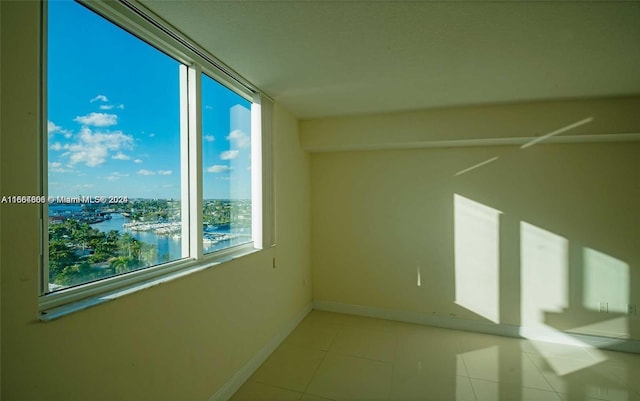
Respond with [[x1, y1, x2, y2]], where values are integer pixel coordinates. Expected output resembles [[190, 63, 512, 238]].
[[91, 213, 182, 263], [90, 213, 250, 264]]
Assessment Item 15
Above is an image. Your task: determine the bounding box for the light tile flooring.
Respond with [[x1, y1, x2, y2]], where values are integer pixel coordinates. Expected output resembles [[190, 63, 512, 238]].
[[230, 311, 640, 401]]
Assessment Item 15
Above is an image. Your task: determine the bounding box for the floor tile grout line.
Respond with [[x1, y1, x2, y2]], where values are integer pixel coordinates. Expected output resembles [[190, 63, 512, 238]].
[[456, 345, 472, 378], [251, 312, 338, 400], [465, 376, 481, 401], [327, 327, 397, 364], [522, 350, 563, 397], [300, 347, 329, 397], [246, 378, 305, 396], [325, 323, 343, 352], [293, 311, 337, 398], [301, 315, 395, 401], [468, 376, 564, 396], [323, 322, 397, 364], [387, 325, 401, 400], [324, 348, 396, 365], [457, 351, 480, 401]]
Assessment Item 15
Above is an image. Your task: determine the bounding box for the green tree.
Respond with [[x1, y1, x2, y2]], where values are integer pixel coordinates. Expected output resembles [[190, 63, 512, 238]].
[[139, 243, 158, 267], [49, 218, 156, 287], [109, 256, 138, 274], [48, 239, 80, 279], [56, 261, 96, 286]]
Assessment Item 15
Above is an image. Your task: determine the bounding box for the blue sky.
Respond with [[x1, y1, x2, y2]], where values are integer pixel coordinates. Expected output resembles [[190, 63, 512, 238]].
[[48, 1, 252, 200]]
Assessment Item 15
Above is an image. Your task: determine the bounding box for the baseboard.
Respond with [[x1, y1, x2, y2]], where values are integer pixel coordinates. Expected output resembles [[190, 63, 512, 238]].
[[208, 301, 313, 401], [312, 300, 640, 354]]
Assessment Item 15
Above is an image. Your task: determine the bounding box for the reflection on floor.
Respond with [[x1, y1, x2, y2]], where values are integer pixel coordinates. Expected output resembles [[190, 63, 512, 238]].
[[230, 311, 640, 401]]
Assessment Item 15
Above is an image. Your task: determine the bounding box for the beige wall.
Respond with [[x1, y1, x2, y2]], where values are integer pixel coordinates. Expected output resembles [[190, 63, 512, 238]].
[[309, 116, 640, 340], [0, 2, 311, 400], [301, 97, 640, 152]]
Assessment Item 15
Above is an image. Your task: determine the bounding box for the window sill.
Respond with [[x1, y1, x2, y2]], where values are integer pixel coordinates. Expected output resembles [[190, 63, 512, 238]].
[[39, 245, 259, 321]]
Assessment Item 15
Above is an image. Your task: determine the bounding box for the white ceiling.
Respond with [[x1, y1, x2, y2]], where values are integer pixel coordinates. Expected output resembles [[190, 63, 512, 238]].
[[142, 1, 640, 119]]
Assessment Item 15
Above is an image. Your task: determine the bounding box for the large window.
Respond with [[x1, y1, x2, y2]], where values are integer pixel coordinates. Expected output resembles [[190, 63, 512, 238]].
[[41, 0, 271, 313], [201, 74, 253, 254]]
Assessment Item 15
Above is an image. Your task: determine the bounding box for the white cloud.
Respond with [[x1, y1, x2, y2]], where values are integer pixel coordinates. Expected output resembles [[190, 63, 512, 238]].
[[99, 104, 114, 110], [134, 159, 143, 164], [149, 133, 156, 138], [137, 169, 156, 176], [64, 127, 134, 167], [48, 121, 62, 134], [74, 112, 118, 127], [112, 152, 131, 160], [227, 129, 250, 148], [48, 161, 74, 173], [105, 172, 129, 182], [117, 104, 125, 109], [73, 184, 95, 190], [206, 165, 232, 173], [90, 95, 109, 103], [50, 142, 63, 151], [48, 121, 72, 138], [220, 150, 239, 160], [204, 135, 215, 142], [157, 170, 172, 175]]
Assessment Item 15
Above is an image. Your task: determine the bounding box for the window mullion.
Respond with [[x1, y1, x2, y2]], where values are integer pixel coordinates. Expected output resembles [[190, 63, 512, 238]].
[[187, 64, 203, 259], [251, 96, 263, 249], [251, 94, 275, 250], [260, 95, 275, 248], [179, 65, 190, 259], [40, 0, 50, 295]]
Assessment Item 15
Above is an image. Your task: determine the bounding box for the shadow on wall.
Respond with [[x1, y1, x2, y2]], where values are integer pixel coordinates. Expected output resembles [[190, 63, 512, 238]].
[[454, 194, 633, 337], [451, 116, 636, 347], [451, 192, 639, 399], [447, 121, 639, 399]]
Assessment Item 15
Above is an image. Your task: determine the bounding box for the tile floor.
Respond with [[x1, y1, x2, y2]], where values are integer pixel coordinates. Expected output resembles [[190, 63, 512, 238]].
[[230, 311, 640, 401]]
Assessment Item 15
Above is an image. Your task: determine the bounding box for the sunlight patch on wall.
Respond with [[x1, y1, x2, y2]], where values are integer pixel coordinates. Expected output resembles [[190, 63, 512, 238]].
[[454, 194, 501, 323], [520, 117, 593, 149], [583, 248, 629, 314], [520, 222, 606, 375], [455, 156, 499, 177], [520, 222, 568, 329]]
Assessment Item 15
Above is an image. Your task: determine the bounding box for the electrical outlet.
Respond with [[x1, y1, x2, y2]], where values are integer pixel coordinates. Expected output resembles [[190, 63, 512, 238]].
[[599, 302, 608, 313], [628, 304, 637, 316]]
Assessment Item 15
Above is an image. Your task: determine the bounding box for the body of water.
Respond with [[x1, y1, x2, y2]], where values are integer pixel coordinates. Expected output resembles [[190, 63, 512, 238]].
[[91, 214, 183, 263], [90, 213, 250, 264]]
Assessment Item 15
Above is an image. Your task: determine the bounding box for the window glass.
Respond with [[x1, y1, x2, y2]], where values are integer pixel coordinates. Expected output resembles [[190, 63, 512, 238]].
[[201, 74, 253, 254], [47, 1, 184, 291]]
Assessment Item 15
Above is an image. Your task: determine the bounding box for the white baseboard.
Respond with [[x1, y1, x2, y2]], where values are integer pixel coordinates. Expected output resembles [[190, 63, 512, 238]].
[[208, 301, 313, 401], [312, 300, 640, 354]]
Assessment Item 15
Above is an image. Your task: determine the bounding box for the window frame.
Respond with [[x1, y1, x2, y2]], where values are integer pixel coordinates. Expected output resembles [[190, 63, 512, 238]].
[[38, 0, 274, 318]]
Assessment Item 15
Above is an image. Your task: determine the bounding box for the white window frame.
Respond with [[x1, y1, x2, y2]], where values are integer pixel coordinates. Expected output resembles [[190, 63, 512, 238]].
[[38, 0, 274, 319]]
